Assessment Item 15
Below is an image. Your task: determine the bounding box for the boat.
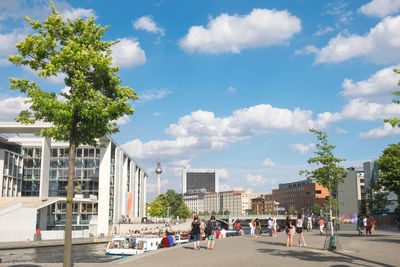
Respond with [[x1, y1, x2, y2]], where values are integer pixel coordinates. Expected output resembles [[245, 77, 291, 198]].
[[105, 235, 162, 256]]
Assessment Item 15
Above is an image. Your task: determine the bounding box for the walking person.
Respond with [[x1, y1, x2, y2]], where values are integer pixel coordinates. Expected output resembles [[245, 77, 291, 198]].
[[285, 215, 294, 247], [272, 214, 277, 237], [191, 215, 201, 250], [366, 215, 372, 235], [249, 219, 255, 237], [363, 216, 367, 235], [267, 217, 273, 237], [255, 218, 262, 237], [357, 215, 364, 235], [319, 217, 325, 235], [206, 216, 217, 250], [371, 216, 376, 234], [296, 213, 307, 247], [307, 214, 313, 232]]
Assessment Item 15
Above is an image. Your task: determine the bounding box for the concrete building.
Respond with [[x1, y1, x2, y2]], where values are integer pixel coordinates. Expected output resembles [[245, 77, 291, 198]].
[[182, 168, 219, 194], [182, 189, 205, 214], [0, 122, 148, 242], [272, 179, 329, 214], [251, 194, 273, 215], [242, 193, 266, 214], [337, 167, 364, 231]]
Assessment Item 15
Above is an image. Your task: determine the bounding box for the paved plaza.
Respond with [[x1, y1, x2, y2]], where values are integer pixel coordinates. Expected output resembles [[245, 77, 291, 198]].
[[1, 228, 399, 267]]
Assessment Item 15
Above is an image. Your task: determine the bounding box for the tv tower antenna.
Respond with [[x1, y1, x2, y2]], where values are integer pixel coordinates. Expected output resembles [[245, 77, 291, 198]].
[[155, 140, 162, 196]]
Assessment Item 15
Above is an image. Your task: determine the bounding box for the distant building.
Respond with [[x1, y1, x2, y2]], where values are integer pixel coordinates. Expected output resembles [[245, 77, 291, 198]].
[[182, 189, 206, 214], [242, 193, 266, 214], [182, 168, 219, 194], [272, 179, 329, 214], [251, 194, 273, 215], [0, 122, 148, 242], [337, 167, 364, 231]]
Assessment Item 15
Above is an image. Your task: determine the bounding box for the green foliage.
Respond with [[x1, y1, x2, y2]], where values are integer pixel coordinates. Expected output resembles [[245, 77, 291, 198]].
[[377, 142, 400, 206], [217, 210, 223, 215], [204, 211, 210, 216], [248, 209, 257, 215], [223, 210, 230, 215], [312, 203, 321, 215], [363, 180, 390, 214], [175, 203, 191, 219], [300, 129, 345, 193], [322, 197, 338, 214], [211, 211, 217, 215], [9, 3, 138, 146], [147, 199, 166, 218], [288, 206, 296, 215]]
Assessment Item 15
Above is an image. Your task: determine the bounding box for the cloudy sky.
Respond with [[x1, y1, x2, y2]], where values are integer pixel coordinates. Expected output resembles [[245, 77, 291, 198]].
[[1, 0, 400, 200]]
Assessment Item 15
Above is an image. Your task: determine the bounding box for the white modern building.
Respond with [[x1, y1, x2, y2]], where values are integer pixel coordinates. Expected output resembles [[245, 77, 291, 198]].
[[182, 168, 219, 194], [0, 122, 147, 242]]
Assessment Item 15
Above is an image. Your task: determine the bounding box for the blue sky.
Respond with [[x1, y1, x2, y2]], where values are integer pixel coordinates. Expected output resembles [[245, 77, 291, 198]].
[[1, 0, 400, 200]]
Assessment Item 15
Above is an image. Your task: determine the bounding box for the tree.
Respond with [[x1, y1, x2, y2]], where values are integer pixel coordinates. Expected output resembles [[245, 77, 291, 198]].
[[288, 206, 296, 215], [211, 211, 217, 215], [312, 203, 321, 215], [376, 142, 400, 210], [322, 197, 338, 214], [217, 210, 223, 215], [175, 203, 191, 219], [204, 211, 210, 216], [147, 199, 166, 217], [300, 129, 345, 239], [223, 210, 230, 215], [8, 3, 137, 266], [165, 189, 185, 218]]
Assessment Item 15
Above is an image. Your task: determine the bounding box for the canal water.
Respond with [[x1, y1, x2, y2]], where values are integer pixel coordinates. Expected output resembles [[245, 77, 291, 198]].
[[0, 243, 118, 264]]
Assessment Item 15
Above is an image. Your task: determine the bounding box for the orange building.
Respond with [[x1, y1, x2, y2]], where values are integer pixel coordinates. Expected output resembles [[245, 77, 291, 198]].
[[272, 179, 329, 214]]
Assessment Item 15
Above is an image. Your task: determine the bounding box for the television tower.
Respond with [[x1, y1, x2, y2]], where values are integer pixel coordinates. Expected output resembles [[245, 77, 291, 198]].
[[155, 141, 162, 196]]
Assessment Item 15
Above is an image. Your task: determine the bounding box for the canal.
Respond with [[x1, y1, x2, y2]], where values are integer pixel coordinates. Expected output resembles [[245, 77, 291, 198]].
[[0, 243, 118, 264]]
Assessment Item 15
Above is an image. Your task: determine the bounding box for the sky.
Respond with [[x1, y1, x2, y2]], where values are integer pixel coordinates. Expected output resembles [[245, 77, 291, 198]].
[[1, 0, 400, 201]]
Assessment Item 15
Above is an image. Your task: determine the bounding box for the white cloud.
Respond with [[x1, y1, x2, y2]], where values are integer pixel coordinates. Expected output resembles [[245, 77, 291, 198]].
[[341, 65, 400, 99], [289, 143, 314, 154], [0, 30, 26, 66], [359, 0, 400, 18], [314, 26, 334, 36], [133, 16, 165, 35], [115, 115, 130, 126], [294, 45, 319, 56], [179, 8, 301, 54], [336, 128, 348, 134], [139, 89, 171, 102], [111, 38, 146, 68], [227, 86, 236, 93], [216, 168, 229, 179], [263, 158, 275, 167], [0, 96, 29, 121], [60, 7, 94, 20], [246, 174, 266, 186], [313, 16, 400, 64], [341, 98, 400, 120], [360, 123, 400, 138]]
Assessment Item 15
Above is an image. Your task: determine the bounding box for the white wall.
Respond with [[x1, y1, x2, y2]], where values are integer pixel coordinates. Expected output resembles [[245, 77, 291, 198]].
[[40, 136, 51, 197], [41, 229, 89, 240], [97, 141, 111, 237], [0, 207, 36, 242]]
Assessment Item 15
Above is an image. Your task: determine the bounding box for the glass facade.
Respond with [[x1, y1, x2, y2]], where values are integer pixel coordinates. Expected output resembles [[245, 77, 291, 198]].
[[49, 147, 100, 197], [21, 147, 42, 196], [109, 144, 116, 224], [1, 150, 23, 197]]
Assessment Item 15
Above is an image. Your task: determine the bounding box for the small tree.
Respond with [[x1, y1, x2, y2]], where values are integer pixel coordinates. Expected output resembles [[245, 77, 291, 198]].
[[300, 129, 345, 239], [211, 211, 217, 216], [223, 210, 230, 215], [312, 203, 321, 215], [147, 199, 166, 218], [217, 210, 223, 215], [175, 203, 191, 219], [204, 211, 210, 216], [8, 3, 137, 266], [288, 206, 296, 215], [376, 143, 400, 211]]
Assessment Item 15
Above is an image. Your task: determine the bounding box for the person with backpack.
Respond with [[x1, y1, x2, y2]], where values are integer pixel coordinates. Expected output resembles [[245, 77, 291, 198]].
[[191, 215, 201, 250], [206, 216, 217, 250]]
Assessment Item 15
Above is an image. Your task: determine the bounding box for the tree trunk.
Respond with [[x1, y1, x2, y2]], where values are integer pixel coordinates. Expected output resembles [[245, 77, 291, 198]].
[[63, 142, 76, 267]]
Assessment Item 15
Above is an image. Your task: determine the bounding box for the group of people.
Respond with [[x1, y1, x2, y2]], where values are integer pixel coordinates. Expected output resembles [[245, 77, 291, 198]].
[[285, 214, 307, 247], [357, 215, 376, 235], [248, 215, 278, 237], [191, 215, 224, 251]]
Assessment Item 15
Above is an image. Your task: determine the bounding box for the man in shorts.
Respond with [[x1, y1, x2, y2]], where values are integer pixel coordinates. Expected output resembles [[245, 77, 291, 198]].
[[319, 217, 325, 235]]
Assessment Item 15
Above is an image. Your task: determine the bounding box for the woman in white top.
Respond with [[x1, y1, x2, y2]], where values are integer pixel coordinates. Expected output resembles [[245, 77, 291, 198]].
[[296, 213, 307, 247], [249, 219, 255, 236], [272, 214, 277, 237]]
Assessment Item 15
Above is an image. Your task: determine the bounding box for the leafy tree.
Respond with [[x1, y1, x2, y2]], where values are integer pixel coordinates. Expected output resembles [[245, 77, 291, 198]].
[[8, 3, 137, 266], [312, 203, 321, 215], [322, 197, 338, 214], [223, 210, 230, 215], [211, 211, 217, 216], [198, 211, 204, 216], [204, 211, 210, 216], [217, 210, 223, 215], [147, 199, 166, 217], [376, 142, 400, 209], [360, 198, 367, 216], [175, 203, 191, 219], [248, 209, 257, 215], [288, 206, 296, 215], [300, 129, 345, 237]]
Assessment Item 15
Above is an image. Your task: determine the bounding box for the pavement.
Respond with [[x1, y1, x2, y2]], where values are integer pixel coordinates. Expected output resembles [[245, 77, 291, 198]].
[[1, 228, 399, 267]]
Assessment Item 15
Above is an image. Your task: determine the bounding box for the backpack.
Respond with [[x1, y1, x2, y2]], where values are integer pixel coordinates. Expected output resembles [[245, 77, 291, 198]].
[[205, 221, 212, 235]]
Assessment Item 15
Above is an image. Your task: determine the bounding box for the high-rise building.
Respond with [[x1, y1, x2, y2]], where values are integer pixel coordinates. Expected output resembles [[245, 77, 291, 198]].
[[0, 122, 148, 242], [182, 168, 219, 194]]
